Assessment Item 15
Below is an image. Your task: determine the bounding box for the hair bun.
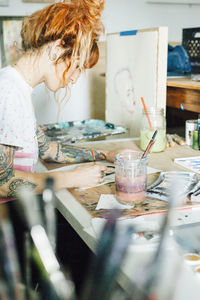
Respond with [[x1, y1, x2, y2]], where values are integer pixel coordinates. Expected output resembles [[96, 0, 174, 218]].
[[21, 0, 105, 69], [66, 0, 104, 20]]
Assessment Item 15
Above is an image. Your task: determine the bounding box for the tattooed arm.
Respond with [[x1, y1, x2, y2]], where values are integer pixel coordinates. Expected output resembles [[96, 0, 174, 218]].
[[0, 144, 37, 198], [0, 143, 107, 198], [36, 125, 136, 163], [36, 125, 105, 163], [0, 144, 15, 187]]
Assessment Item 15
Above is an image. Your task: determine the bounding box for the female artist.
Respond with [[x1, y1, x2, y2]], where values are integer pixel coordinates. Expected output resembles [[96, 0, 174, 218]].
[[0, 1, 130, 199]]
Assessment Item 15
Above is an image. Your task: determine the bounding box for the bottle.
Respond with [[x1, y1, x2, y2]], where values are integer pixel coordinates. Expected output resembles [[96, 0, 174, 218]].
[[140, 107, 166, 152], [185, 120, 197, 146], [193, 114, 200, 150], [193, 130, 199, 150]]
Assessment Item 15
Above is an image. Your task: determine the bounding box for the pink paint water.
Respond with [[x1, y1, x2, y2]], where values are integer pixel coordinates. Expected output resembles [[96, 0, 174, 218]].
[[115, 174, 146, 205]]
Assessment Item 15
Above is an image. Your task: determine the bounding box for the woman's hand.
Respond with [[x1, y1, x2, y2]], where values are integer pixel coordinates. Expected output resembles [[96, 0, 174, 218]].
[[69, 164, 107, 189], [99, 149, 138, 163]]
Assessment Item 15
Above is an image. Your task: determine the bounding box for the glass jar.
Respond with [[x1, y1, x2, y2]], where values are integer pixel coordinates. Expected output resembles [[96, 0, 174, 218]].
[[114, 152, 147, 206], [140, 107, 166, 152]]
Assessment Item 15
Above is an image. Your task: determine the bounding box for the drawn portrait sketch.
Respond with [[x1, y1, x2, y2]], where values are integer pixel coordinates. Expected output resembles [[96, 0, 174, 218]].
[[114, 67, 136, 115], [106, 28, 168, 137]]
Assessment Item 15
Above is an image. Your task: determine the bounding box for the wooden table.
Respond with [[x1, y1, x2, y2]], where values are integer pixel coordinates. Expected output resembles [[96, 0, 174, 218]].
[[167, 77, 200, 112], [39, 137, 200, 247], [37, 137, 200, 299]]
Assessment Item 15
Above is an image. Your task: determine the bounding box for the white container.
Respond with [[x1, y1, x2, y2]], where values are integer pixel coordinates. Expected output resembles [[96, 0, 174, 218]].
[[194, 265, 200, 278], [185, 120, 197, 146], [183, 253, 200, 266]]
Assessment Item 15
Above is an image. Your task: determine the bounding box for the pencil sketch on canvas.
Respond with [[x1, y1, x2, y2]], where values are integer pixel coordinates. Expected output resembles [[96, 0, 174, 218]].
[[1, 19, 22, 67], [106, 27, 168, 137]]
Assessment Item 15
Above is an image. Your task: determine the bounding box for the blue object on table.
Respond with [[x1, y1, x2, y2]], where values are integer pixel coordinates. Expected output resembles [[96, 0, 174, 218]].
[[167, 44, 191, 76]]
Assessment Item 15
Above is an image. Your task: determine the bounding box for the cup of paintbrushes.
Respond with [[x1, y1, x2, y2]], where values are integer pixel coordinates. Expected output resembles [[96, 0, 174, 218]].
[[140, 104, 166, 153]]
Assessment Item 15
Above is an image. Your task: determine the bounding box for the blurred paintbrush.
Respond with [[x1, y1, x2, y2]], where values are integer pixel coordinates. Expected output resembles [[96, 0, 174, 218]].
[[17, 186, 76, 300], [0, 206, 22, 300], [141, 174, 187, 300], [80, 209, 121, 300], [42, 177, 56, 251], [96, 225, 134, 300]]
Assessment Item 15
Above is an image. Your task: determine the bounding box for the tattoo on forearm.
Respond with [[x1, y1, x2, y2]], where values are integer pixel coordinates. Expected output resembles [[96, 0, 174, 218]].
[[36, 125, 50, 157], [7, 178, 37, 198], [0, 145, 15, 186], [55, 143, 60, 161], [59, 144, 101, 163]]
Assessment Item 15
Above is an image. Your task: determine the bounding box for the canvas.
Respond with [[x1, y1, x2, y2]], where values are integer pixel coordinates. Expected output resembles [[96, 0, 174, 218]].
[[0, 18, 22, 67], [106, 27, 168, 137]]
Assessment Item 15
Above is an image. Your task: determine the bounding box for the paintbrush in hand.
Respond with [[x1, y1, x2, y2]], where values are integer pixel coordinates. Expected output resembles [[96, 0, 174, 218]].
[[141, 130, 158, 159], [91, 149, 96, 165]]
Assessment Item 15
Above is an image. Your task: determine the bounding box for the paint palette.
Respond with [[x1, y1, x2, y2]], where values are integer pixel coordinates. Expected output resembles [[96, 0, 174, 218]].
[[174, 156, 200, 174], [41, 119, 127, 143]]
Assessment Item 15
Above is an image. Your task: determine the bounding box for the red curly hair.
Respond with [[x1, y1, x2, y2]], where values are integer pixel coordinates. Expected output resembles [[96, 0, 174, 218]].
[[21, 0, 105, 70]]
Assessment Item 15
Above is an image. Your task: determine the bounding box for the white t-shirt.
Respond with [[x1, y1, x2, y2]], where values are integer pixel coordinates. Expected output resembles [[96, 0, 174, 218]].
[[0, 65, 38, 172]]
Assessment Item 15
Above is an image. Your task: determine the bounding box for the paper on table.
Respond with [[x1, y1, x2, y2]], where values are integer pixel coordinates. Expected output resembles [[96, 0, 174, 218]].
[[96, 194, 133, 210], [47, 162, 161, 190], [147, 166, 161, 174], [93, 194, 162, 234], [174, 156, 200, 174], [191, 194, 200, 202]]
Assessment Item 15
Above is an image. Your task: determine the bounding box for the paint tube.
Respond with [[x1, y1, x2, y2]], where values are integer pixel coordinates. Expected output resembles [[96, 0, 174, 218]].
[[166, 134, 175, 147], [172, 134, 186, 146]]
